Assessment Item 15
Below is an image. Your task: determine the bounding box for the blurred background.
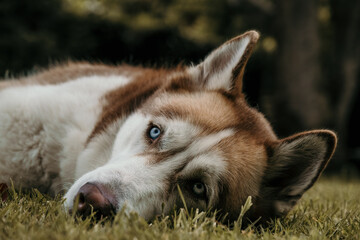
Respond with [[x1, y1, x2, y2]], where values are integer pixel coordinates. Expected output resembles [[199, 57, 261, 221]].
[[0, 0, 359, 173]]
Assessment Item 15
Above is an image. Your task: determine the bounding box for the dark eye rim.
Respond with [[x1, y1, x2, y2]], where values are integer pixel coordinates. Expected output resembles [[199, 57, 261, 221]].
[[149, 126, 161, 139], [181, 180, 208, 200], [193, 182, 206, 195]]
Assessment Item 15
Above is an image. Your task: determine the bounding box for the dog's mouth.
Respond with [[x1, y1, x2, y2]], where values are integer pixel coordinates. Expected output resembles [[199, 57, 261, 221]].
[[71, 182, 117, 220]]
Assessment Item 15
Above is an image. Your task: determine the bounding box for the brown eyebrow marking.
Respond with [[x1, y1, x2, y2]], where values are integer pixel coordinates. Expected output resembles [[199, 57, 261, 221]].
[[87, 68, 173, 142], [87, 66, 193, 143], [146, 92, 241, 133]]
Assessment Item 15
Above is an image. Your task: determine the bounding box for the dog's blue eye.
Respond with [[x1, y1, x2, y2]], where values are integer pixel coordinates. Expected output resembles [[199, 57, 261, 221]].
[[149, 126, 161, 140]]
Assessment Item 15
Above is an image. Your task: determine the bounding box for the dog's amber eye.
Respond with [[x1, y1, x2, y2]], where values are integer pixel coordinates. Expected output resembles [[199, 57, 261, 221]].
[[149, 126, 161, 140], [192, 182, 206, 196]]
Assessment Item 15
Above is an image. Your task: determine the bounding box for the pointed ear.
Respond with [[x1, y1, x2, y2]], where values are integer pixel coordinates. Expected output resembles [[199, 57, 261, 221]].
[[257, 130, 337, 218], [188, 30, 259, 95]]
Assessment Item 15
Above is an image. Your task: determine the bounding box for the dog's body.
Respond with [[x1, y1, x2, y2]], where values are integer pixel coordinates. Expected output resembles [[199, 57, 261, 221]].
[[0, 31, 336, 222]]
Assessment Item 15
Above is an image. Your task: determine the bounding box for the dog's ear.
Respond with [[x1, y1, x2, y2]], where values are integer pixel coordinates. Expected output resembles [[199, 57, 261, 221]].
[[255, 130, 337, 219], [188, 30, 259, 96]]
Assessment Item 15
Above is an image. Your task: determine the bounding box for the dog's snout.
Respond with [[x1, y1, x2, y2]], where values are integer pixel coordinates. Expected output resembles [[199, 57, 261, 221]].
[[74, 182, 116, 220]]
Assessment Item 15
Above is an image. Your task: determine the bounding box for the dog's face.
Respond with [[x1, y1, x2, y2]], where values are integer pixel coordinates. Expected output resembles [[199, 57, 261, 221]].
[[64, 31, 337, 222]]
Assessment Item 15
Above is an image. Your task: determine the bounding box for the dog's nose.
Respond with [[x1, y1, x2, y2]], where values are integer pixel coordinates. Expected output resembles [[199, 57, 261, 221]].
[[75, 182, 116, 219]]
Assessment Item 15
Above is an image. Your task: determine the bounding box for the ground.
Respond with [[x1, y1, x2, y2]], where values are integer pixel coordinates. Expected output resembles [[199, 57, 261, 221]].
[[1, 176, 359, 240]]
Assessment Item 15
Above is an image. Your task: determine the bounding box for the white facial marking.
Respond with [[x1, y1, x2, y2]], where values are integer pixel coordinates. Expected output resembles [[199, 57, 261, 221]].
[[64, 111, 235, 220], [155, 117, 201, 151], [181, 152, 227, 179], [110, 113, 151, 162], [179, 151, 228, 205]]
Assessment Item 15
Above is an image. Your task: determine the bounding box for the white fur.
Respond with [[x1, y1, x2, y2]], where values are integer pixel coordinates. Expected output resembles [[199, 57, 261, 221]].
[[180, 152, 227, 206], [188, 35, 251, 91], [64, 111, 234, 220], [0, 70, 236, 220], [0, 75, 131, 193], [0, 32, 332, 221]]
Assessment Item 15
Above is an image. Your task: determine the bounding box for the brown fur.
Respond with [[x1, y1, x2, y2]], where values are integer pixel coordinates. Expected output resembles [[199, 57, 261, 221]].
[[0, 62, 141, 89], [87, 67, 181, 141], [0, 30, 337, 223], [231, 31, 259, 96], [113, 69, 279, 221]]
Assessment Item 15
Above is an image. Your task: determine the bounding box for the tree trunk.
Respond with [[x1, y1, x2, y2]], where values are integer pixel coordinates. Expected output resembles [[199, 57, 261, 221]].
[[331, 0, 360, 169], [269, 0, 329, 136]]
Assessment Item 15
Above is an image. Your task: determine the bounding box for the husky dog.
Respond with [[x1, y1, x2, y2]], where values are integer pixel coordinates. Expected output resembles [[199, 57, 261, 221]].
[[0, 31, 336, 222]]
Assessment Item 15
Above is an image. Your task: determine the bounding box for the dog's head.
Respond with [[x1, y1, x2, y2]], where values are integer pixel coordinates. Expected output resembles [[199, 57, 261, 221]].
[[64, 31, 337, 222]]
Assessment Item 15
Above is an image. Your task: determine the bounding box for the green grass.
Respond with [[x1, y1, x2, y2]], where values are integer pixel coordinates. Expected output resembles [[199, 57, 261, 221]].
[[1, 177, 359, 240]]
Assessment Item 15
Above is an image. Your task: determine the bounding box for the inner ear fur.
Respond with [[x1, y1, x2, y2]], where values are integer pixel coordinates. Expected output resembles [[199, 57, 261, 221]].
[[253, 130, 337, 220], [188, 30, 259, 96]]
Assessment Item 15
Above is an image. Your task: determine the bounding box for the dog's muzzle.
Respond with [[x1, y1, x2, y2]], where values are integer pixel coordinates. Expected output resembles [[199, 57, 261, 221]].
[[72, 182, 116, 220]]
